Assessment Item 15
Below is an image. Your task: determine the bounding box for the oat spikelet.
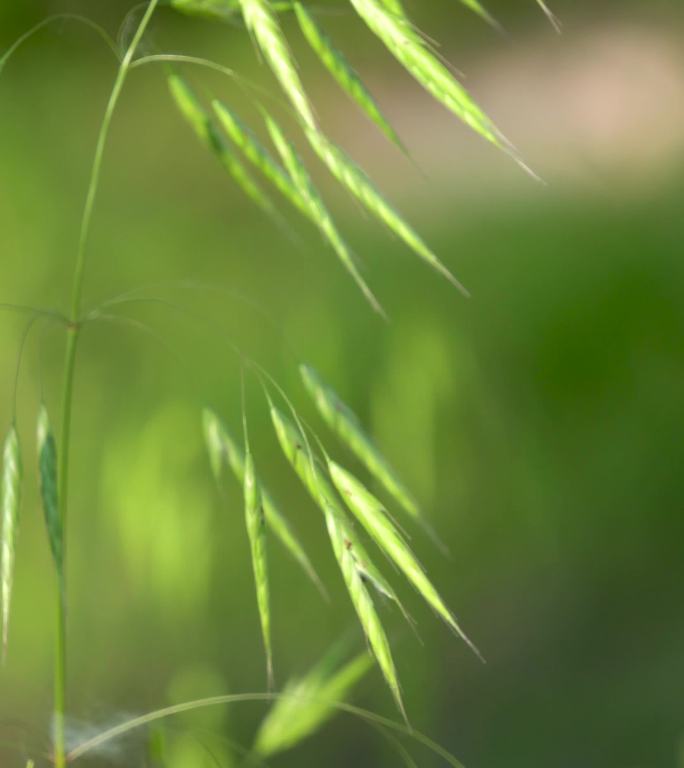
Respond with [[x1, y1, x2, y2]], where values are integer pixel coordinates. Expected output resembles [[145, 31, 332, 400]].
[[37, 406, 62, 578], [168, 74, 280, 220], [263, 113, 385, 317], [349, 0, 509, 152], [255, 646, 372, 757], [202, 409, 325, 595], [305, 128, 469, 296], [299, 364, 423, 524], [244, 446, 274, 688], [238, 0, 317, 129], [293, 3, 404, 151], [330, 460, 483, 661], [213, 100, 311, 217], [1, 425, 22, 661]]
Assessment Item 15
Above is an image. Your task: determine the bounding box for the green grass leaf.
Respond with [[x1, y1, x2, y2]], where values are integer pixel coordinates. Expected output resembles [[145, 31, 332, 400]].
[[255, 645, 372, 756], [37, 406, 62, 579]]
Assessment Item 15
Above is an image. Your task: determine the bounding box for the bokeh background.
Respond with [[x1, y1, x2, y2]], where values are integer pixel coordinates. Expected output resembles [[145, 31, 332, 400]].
[[1, 1, 683, 766]]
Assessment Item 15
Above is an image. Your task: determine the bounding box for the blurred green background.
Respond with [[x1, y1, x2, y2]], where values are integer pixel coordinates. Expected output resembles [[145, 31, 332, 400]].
[[1, 1, 683, 766]]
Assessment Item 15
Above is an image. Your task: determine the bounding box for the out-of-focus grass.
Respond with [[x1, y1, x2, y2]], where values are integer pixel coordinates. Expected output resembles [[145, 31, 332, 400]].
[[0, 3, 683, 766]]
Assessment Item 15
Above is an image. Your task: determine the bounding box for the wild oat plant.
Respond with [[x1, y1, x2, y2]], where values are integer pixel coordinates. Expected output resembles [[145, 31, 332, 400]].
[[0, 1, 555, 765]]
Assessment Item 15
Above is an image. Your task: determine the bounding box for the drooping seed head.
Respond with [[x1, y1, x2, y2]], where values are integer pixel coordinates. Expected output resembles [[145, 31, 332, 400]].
[[1, 425, 22, 660]]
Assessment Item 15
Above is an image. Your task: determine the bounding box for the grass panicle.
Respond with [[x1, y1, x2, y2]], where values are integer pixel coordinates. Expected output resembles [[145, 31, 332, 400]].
[[1, 425, 22, 661], [268, 404, 399, 604], [202, 409, 325, 594], [268, 404, 407, 718], [305, 128, 469, 296], [263, 113, 384, 316], [238, 0, 317, 129], [293, 3, 404, 151], [37, 406, 62, 579], [348, 0, 509, 152], [299, 364, 423, 524], [255, 645, 373, 756], [168, 74, 280, 220], [243, 444, 274, 688], [329, 460, 483, 661], [213, 100, 311, 217]]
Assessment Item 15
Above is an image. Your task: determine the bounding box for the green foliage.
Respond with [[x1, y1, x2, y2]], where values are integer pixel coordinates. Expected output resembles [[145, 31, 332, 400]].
[[37, 406, 62, 578]]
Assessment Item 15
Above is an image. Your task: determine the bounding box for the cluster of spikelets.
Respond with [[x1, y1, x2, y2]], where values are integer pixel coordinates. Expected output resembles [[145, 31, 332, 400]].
[[165, 0, 552, 316], [1, 406, 63, 661], [204, 363, 482, 720]]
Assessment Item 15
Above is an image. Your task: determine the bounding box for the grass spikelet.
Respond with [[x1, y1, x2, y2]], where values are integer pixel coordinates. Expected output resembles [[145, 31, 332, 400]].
[[299, 364, 423, 525], [293, 3, 405, 151], [37, 406, 62, 579], [268, 404, 400, 606], [263, 113, 385, 317], [171, 0, 242, 21], [349, 0, 511, 153], [458, 0, 500, 29], [305, 128, 469, 296], [212, 100, 311, 217], [535, 0, 562, 33], [202, 409, 325, 595], [254, 646, 372, 757], [168, 74, 280, 220], [237, 0, 317, 129], [329, 461, 484, 661], [1, 425, 22, 661], [243, 443, 274, 688]]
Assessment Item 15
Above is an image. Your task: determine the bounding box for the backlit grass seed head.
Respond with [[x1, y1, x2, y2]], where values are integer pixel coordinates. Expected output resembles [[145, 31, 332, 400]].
[[203, 409, 324, 593], [168, 75, 279, 219], [255, 646, 373, 757], [212, 100, 311, 217], [305, 129, 469, 297], [349, 0, 505, 150], [329, 460, 483, 661], [238, 0, 317, 129], [263, 114, 384, 317], [1, 425, 22, 660], [299, 364, 422, 523], [321, 489, 406, 719], [244, 449, 274, 687], [293, 3, 404, 151], [268, 405, 400, 606], [37, 406, 62, 577]]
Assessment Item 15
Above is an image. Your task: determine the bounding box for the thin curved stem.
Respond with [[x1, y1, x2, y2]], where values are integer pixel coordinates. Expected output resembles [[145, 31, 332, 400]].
[[66, 692, 464, 767], [0, 14, 119, 73], [54, 5, 160, 768]]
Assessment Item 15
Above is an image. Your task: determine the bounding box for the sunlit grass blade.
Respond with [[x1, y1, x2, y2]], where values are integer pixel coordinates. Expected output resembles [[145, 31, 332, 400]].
[[238, 0, 317, 129], [349, 0, 521, 160], [305, 128, 469, 296], [299, 364, 424, 525], [293, 3, 405, 151], [168, 74, 281, 220], [254, 645, 372, 757], [263, 113, 385, 316], [1, 425, 22, 661], [202, 409, 325, 595], [212, 100, 311, 217], [244, 446, 274, 688], [37, 406, 62, 579], [329, 461, 483, 661], [170, 0, 242, 20]]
